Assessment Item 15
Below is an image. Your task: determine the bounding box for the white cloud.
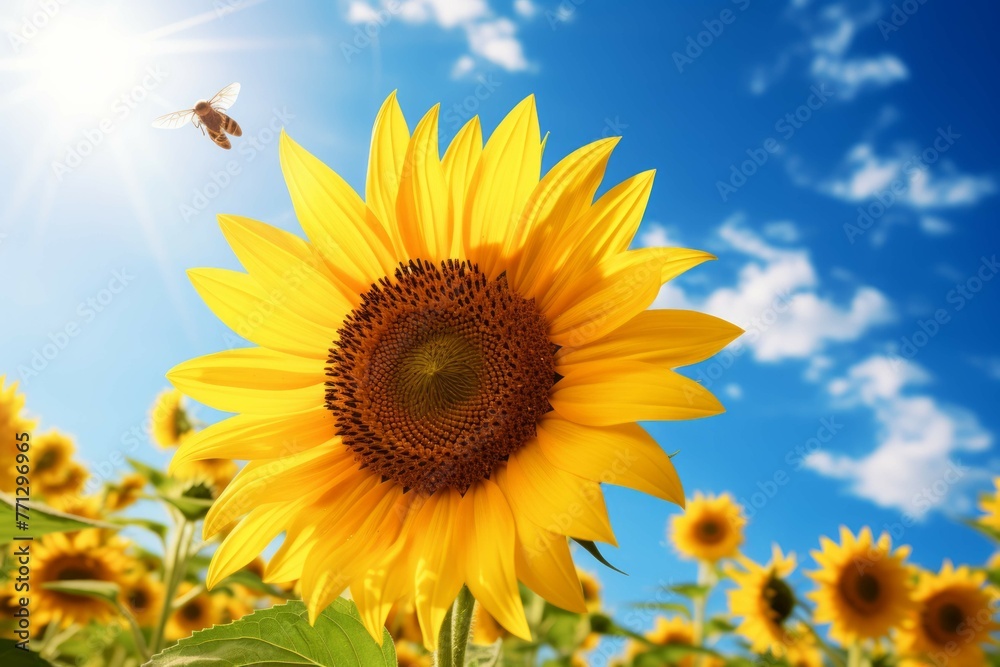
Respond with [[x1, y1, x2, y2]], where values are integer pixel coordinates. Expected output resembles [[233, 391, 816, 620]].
[[724, 383, 743, 400], [650, 218, 894, 362], [466, 18, 528, 71], [450, 54, 476, 78], [639, 223, 683, 248], [818, 142, 996, 209], [514, 0, 537, 18], [919, 216, 953, 236], [344, 0, 531, 73], [762, 220, 800, 243], [750, 3, 907, 98], [805, 355, 992, 517]]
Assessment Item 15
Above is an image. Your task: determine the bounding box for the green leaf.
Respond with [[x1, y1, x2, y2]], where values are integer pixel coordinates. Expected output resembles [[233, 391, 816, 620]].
[[214, 568, 285, 597], [0, 639, 55, 665], [158, 493, 213, 521], [145, 599, 395, 667], [465, 639, 503, 667], [0, 492, 117, 542], [963, 518, 1000, 543], [127, 458, 168, 489], [586, 613, 647, 642], [705, 615, 737, 635], [42, 579, 121, 606], [633, 643, 724, 667], [662, 583, 710, 599], [572, 539, 627, 575], [110, 517, 168, 542], [628, 602, 691, 617]]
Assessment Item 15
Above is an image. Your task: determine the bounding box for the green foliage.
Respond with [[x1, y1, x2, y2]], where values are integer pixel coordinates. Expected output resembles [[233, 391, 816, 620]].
[[0, 492, 117, 543], [146, 599, 396, 667]]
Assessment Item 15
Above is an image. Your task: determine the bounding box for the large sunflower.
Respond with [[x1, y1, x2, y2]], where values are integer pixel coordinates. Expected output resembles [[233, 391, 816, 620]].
[[727, 545, 798, 656], [0, 376, 35, 493], [669, 492, 745, 562], [168, 92, 739, 649], [808, 526, 912, 643], [26, 530, 132, 627], [896, 561, 998, 667]]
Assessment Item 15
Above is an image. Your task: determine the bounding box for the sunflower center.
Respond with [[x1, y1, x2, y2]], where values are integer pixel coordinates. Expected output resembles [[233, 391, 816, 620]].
[[129, 589, 149, 610], [696, 519, 726, 544], [327, 260, 556, 494], [838, 568, 885, 615], [181, 601, 203, 621], [764, 575, 795, 625], [37, 449, 58, 472], [56, 566, 94, 581]]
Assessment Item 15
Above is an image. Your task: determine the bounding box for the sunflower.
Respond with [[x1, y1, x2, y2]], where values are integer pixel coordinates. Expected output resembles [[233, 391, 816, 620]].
[[165, 582, 223, 640], [978, 477, 1000, 530], [472, 603, 509, 645], [170, 457, 237, 492], [896, 561, 998, 667], [395, 641, 433, 667], [105, 472, 147, 512], [627, 616, 723, 667], [151, 388, 194, 447], [26, 530, 132, 627], [783, 623, 824, 667], [670, 492, 745, 562], [727, 545, 798, 656], [0, 376, 36, 493], [386, 601, 424, 644], [808, 526, 912, 643], [122, 576, 165, 627], [31, 429, 75, 484], [168, 92, 737, 649], [579, 569, 602, 612]]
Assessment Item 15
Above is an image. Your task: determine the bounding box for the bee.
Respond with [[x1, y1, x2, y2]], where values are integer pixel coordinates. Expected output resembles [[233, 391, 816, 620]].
[[152, 82, 242, 149]]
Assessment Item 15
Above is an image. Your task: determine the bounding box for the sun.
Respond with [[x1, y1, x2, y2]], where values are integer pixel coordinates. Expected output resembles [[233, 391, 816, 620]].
[[23, 16, 138, 117]]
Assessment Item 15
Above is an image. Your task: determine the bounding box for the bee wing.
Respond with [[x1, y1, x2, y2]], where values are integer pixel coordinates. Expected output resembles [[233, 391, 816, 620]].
[[209, 82, 240, 111], [152, 109, 196, 129]]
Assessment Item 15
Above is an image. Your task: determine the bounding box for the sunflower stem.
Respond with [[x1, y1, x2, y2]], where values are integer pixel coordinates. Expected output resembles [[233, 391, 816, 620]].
[[436, 586, 475, 667], [692, 560, 716, 667], [847, 642, 862, 667], [150, 513, 195, 654]]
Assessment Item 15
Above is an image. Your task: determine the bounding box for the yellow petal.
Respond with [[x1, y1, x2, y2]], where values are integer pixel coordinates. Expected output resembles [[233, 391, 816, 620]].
[[170, 407, 334, 467], [549, 361, 725, 426], [219, 214, 357, 321], [396, 105, 450, 261], [207, 503, 285, 588], [500, 445, 616, 545], [409, 490, 463, 650], [509, 137, 618, 300], [556, 309, 743, 370], [536, 415, 684, 505], [351, 535, 410, 644], [442, 117, 483, 258], [495, 473, 586, 613], [463, 95, 541, 277], [188, 268, 332, 359], [280, 131, 397, 292], [367, 90, 411, 252], [545, 248, 715, 347], [459, 479, 531, 641], [204, 444, 353, 537], [167, 347, 324, 414], [539, 171, 654, 311]]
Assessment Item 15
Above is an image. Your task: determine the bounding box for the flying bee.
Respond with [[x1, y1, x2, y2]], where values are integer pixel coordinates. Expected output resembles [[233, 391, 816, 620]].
[[152, 83, 242, 149]]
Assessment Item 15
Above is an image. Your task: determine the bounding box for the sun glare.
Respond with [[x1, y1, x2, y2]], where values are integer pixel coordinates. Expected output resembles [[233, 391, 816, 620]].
[[27, 17, 138, 117]]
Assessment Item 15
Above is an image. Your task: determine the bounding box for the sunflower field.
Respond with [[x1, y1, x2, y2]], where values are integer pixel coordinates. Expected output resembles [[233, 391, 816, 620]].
[[2, 72, 999, 667]]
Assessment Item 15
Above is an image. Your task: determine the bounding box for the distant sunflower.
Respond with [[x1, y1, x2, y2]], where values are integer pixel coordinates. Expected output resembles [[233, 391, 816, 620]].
[[31, 429, 75, 485], [168, 92, 738, 649], [151, 388, 194, 447], [0, 376, 36, 493], [727, 545, 798, 656], [166, 582, 223, 640], [783, 623, 824, 667], [105, 473, 147, 512], [28, 531, 131, 627], [808, 526, 912, 643], [395, 641, 432, 667], [37, 460, 88, 501], [472, 603, 509, 645], [628, 616, 723, 667], [578, 570, 602, 613], [896, 561, 998, 667], [386, 601, 423, 645], [670, 492, 745, 562], [122, 576, 165, 627], [171, 457, 237, 492], [978, 477, 1000, 530]]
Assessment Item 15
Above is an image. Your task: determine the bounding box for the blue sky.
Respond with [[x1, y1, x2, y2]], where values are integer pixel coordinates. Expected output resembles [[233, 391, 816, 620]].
[[1, 0, 998, 648]]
